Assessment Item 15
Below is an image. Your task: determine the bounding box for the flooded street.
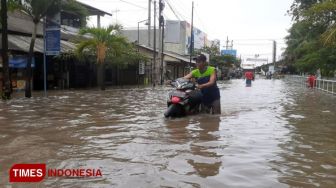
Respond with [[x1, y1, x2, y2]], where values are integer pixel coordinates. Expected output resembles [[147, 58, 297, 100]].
[[0, 79, 335, 187]]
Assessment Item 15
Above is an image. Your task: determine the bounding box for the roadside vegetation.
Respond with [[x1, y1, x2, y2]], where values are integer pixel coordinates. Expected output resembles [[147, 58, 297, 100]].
[[284, 0, 336, 77]]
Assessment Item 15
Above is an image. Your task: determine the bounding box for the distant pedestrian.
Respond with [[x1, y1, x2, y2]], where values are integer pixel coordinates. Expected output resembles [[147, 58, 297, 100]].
[[307, 74, 316, 88], [245, 71, 254, 87]]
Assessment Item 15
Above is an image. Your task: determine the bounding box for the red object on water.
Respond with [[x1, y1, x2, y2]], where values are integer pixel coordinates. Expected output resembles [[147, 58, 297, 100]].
[[171, 96, 181, 104], [307, 75, 316, 88]]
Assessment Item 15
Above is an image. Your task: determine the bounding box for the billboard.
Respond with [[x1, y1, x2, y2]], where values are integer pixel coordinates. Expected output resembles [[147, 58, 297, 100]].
[[221, 49, 237, 57], [184, 21, 191, 55], [183, 21, 208, 54], [193, 28, 207, 49], [165, 20, 180, 43]]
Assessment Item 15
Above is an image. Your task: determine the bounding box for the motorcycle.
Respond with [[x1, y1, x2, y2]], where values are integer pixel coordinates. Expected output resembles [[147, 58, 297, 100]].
[[164, 78, 203, 118]]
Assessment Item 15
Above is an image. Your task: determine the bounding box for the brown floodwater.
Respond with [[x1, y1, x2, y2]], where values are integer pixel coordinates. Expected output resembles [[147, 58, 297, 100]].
[[0, 79, 335, 187]]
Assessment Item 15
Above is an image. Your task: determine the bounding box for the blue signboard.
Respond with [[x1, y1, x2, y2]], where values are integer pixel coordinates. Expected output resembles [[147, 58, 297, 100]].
[[45, 11, 61, 56], [221, 49, 237, 57], [45, 30, 60, 55], [9, 56, 35, 68]]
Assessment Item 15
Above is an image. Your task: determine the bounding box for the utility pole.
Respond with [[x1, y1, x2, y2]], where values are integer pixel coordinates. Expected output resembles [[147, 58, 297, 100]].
[[153, 1, 157, 87], [189, 1, 194, 65], [1, 0, 11, 99], [148, 0, 151, 47], [226, 36, 229, 50], [112, 9, 120, 24], [97, 15, 101, 28], [161, 24, 165, 84], [231, 40, 233, 50], [273, 40, 277, 68], [159, 0, 165, 85], [158, 0, 162, 85]]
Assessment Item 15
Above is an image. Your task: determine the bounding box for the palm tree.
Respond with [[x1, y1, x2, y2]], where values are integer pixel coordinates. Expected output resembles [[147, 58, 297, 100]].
[[76, 25, 129, 90], [1, 0, 20, 99], [17, 0, 60, 98], [18, 0, 87, 98], [1, 0, 11, 99], [322, 25, 336, 45]]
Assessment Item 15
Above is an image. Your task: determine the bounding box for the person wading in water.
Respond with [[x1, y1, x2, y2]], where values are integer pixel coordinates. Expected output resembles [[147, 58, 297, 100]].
[[183, 54, 221, 114]]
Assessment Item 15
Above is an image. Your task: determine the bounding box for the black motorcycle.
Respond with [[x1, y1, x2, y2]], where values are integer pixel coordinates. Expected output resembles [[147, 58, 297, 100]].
[[164, 78, 203, 118]]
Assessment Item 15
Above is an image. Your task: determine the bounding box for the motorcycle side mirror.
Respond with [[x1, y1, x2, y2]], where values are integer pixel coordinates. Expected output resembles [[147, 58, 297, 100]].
[[165, 80, 175, 86]]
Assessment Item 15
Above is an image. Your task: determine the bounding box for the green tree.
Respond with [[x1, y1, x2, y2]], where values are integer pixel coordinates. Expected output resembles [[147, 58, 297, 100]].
[[1, 0, 20, 99], [1, 0, 10, 99], [76, 25, 131, 90], [306, 0, 336, 45], [17, 0, 87, 98], [195, 44, 220, 64], [285, 0, 336, 76], [17, 0, 61, 98], [288, 0, 320, 21], [211, 55, 235, 67], [195, 44, 240, 68]]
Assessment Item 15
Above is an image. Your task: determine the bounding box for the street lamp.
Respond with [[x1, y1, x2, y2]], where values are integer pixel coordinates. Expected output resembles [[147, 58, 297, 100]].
[[137, 19, 148, 48]]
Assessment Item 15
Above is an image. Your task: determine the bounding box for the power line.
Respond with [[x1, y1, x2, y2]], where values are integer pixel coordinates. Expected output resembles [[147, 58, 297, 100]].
[[193, 3, 208, 34], [168, 0, 190, 21], [119, 0, 147, 9], [165, 0, 181, 20]]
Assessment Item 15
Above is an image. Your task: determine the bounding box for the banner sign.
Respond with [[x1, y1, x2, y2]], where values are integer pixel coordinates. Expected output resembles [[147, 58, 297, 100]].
[[45, 30, 61, 55], [45, 10, 61, 56], [139, 62, 145, 75]]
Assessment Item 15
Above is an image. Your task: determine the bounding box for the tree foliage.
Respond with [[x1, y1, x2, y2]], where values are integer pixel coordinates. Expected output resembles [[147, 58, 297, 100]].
[[16, 0, 62, 97], [195, 44, 240, 68], [76, 25, 147, 89], [14, 0, 88, 97], [284, 0, 336, 76]]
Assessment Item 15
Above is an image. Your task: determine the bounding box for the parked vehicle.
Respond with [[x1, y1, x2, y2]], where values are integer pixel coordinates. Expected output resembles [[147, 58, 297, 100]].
[[164, 78, 203, 118]]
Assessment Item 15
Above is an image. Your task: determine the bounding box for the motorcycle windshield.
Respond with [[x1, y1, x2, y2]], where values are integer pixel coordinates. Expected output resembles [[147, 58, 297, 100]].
[[170, 91, 186, 98], [174, 78, 195, 90]]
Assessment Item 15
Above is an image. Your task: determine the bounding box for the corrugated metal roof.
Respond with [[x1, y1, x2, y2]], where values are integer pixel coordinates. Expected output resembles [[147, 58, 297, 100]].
[[8, 11, 78, 41], [138, 44, 195, 64], [8, 11, 44, 36], [76, 1, 112, 16], [1, 34, 76, 53]]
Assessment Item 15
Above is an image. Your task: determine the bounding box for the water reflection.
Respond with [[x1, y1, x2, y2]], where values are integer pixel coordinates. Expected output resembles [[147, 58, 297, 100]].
[[0, 79, 335, 187], [165, 116, 221, 178], [276, 87, 336, 188], [188, 116, 221, 177]]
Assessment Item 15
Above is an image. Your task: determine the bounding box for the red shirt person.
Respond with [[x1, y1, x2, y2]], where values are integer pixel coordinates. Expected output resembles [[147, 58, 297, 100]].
[[244, 71, 254, 86], [307, 74, 316, 88], [245, 71, 254, 80]]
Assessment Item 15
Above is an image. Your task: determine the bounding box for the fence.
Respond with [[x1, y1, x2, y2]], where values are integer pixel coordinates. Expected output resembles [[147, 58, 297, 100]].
[[286, 75, 336, 95]]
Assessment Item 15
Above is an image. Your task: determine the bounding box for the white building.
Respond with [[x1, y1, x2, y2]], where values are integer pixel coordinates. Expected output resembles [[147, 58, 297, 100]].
[[122, 20, 209, 56]]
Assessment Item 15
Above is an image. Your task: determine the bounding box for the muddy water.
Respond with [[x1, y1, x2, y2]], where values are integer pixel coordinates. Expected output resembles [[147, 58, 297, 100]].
[[0, 79, 335, 187]]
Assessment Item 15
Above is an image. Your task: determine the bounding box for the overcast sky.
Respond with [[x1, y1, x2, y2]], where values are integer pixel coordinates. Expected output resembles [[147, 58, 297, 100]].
[[78, 0, 294, 63]]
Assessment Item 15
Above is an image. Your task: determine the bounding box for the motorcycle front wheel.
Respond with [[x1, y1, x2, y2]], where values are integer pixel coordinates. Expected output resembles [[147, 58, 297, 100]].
[[164, 104, 184, 118]]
